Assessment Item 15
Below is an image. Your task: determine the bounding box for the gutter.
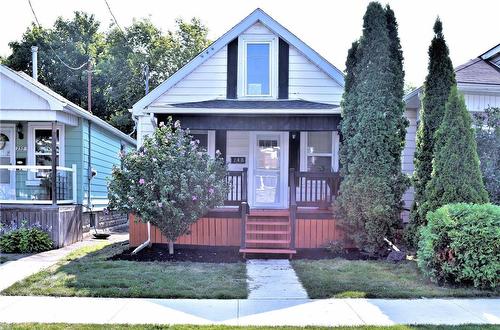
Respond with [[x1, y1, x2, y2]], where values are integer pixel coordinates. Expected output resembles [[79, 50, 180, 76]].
[[132, 221, 151, 254]]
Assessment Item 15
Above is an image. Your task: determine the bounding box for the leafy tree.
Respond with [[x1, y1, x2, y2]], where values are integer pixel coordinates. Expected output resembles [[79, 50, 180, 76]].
[[5, 14, 210, 133], [108, 118, 228, 254], [473, 107, 500, 204], [337, 2, 408, 255], [421, 87, 489, 215], [406, 19, 456, 246], [101, 18, 211, 132]]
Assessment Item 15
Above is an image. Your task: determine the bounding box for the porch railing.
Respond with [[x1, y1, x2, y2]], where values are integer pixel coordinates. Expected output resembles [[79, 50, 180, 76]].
[[224, 168, 248, 206], [290, 169, 340, 208], [0, 164, 77, 205]]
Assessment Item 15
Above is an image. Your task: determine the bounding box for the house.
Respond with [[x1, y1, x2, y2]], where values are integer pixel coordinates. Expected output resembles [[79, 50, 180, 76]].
[[0, 63, 136, 247], [130, 8, 417, 257], [403, 43, 500, 219]]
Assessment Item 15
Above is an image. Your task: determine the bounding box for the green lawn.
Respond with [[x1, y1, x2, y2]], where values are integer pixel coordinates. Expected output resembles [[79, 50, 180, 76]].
[[292, 259, 499, 299], [0, 324, 497, 330], [1, 242, 247, 299]]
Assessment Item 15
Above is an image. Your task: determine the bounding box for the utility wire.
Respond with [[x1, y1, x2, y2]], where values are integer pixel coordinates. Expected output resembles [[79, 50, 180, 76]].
[[27, 0, 89, 70], [104, 0, 127, 37]]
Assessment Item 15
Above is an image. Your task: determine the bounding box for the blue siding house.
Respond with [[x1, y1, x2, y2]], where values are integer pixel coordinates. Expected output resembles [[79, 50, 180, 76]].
[[0, 64, 136, 247]]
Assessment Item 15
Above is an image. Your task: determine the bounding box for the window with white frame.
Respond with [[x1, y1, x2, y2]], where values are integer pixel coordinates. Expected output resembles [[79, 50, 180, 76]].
[[301, 131, 339, 173], [28, 124, 64, 179], [190, 130, 215, 158], [238, 36, 277, 98]]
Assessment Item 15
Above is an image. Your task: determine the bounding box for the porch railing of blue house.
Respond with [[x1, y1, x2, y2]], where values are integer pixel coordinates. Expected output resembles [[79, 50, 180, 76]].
[[0, 164, 77, 205]]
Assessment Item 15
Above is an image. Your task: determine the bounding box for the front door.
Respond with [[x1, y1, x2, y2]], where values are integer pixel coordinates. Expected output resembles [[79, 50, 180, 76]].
[[0, 126, 16, 200], [250, 132, 288, 208]]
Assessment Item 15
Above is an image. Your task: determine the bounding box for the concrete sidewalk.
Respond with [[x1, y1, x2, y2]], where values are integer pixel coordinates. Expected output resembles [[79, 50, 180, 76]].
[[0, 231, 128, 292], [0, 296, 498, 326]]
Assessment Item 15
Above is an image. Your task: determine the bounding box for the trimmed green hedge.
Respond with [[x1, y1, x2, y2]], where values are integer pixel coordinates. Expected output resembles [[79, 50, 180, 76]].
[[417, 203, 500, 289]]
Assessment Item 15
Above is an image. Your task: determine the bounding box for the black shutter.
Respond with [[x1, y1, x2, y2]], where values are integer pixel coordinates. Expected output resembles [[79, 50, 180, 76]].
[[215, 130, 227, 162], [227, 38, 238, 99], [278, 38, 289, 99]]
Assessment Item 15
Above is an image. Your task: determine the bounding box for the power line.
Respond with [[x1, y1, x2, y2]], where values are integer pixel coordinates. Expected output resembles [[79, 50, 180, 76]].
[[104, 0, 127, 37], [27, 0, 89, 71]]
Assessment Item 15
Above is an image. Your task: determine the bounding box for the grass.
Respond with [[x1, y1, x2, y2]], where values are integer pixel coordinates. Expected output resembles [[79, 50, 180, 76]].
[[292, 259, 499, 299], [0, 325, 497, 330], [1, 242, 247, 299]]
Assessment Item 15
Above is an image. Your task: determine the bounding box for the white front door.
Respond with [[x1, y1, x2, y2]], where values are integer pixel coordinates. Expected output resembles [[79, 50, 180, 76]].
[[0, 126, 16, 200], [250, 132, 288, 208]]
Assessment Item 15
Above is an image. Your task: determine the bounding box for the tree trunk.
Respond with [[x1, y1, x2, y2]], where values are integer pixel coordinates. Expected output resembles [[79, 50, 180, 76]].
[[168, 241, 174, 255]]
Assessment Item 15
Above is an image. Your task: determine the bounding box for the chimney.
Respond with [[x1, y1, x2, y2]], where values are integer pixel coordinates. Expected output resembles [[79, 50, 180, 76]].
[[31, 46, 38, 80]]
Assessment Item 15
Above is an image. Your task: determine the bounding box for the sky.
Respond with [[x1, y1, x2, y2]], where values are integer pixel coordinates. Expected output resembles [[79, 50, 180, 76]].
[[1, 0, 499, 87]]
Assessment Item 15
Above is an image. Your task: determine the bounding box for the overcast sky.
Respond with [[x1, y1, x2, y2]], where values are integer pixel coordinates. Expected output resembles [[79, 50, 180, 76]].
[[1, 0, 499, 86]]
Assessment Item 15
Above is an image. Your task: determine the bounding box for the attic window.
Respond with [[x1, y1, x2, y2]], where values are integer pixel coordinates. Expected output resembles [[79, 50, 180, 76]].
[[246, 43, 270, 96], [238, 35, 277, 98]]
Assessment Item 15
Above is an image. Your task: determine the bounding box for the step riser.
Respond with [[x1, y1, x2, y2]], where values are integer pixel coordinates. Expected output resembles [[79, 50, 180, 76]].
[[243, 212, 293, 254]]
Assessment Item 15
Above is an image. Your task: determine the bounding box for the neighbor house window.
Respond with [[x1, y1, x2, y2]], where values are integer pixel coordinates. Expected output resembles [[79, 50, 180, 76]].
[[28, 124, 64, 180], [301, 131, 339, 172], [246, 43, 270, 96]]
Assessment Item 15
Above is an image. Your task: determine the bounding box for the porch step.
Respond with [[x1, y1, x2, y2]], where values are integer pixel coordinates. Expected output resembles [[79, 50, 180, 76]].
[[245, 239, 290, 244], [246, 230, 289, 235], [249, 210, 289, 217], [246, 221, 289, 226], [239, 248, 297, 256]]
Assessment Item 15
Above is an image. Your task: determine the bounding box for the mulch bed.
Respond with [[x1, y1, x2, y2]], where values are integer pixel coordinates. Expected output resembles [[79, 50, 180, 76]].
[[110, 244, 374, 263]]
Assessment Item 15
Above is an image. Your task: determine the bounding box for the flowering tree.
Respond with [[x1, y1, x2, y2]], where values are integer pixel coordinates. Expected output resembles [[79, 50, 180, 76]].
[[108, 118, 228, 254]]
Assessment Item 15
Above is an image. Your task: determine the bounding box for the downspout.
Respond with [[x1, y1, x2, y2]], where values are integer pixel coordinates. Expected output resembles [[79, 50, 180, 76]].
[[132, 221, 151, 255]]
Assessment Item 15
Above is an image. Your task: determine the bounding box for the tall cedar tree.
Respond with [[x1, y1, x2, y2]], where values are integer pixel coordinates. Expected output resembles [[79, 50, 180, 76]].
[[337, 2, 408, 254], [421, 87, 489, 215], [406, 19, 456, 246]]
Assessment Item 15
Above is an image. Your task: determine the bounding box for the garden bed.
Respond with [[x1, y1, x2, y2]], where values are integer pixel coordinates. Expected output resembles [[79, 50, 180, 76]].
[[2, 242, 247, 299], [292, 259, 500, 299], [111, 244, 245, 263]]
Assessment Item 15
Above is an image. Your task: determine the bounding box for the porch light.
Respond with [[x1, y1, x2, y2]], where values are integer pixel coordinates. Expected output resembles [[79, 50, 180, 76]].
[[16, 123, 24, 139]]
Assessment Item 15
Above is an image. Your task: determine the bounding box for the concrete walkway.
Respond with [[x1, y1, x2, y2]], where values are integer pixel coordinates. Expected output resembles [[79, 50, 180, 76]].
[[0, 231, 128, 292], [0, 296, 498, 326], [246, 259, 308, 299]]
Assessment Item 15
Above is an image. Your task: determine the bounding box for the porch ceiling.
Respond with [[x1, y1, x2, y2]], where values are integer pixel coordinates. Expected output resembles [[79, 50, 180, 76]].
[[159, 113, 341, 131]]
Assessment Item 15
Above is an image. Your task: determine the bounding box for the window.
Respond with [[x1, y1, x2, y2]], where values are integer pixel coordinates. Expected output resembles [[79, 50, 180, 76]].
[[190, 130, 215, 158], [28, 124, 64, 180], [246, 43, 270, 96], [301, 131, 339, 172], [238, 36, 277, 98]]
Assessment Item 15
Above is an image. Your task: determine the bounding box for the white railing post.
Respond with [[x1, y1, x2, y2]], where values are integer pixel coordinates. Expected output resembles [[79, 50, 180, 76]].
[[72, 164, 77, 203]]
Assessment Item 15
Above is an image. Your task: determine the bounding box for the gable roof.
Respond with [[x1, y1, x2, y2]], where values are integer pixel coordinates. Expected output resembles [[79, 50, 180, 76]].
[[0, 65, 136, 145], [132, 8, 345, 115], [167, 99, 338, 110], [455, 57, 500, 85]]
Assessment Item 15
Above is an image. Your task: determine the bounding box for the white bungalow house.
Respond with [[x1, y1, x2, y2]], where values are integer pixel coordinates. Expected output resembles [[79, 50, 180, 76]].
[[129, 8, 420, 256]]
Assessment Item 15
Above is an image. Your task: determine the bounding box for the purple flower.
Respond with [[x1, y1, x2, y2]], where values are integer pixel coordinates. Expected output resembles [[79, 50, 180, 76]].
[[208, 187, 214, 195], [158, 202, 163, 208], [159, 121, 165, 127], [139, 178, 145, 185], [192, 195, 197, 201], [174, 120, 181, 128]]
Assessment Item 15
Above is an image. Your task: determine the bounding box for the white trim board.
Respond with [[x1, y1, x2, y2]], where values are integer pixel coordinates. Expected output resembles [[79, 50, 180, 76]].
[[132, 8, 345, 115]]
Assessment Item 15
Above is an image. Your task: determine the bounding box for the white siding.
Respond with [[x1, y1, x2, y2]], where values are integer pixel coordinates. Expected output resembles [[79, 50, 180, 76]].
[[288, 46, 343, 105], [0, 73, 50, 110], [463, 92, 500, 112], [241, 21, 274, 36], [226, 131, 249, 171], [137, 115, 155, 147], [401, 107, 418, 222], [150, 46, 228, 105]]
